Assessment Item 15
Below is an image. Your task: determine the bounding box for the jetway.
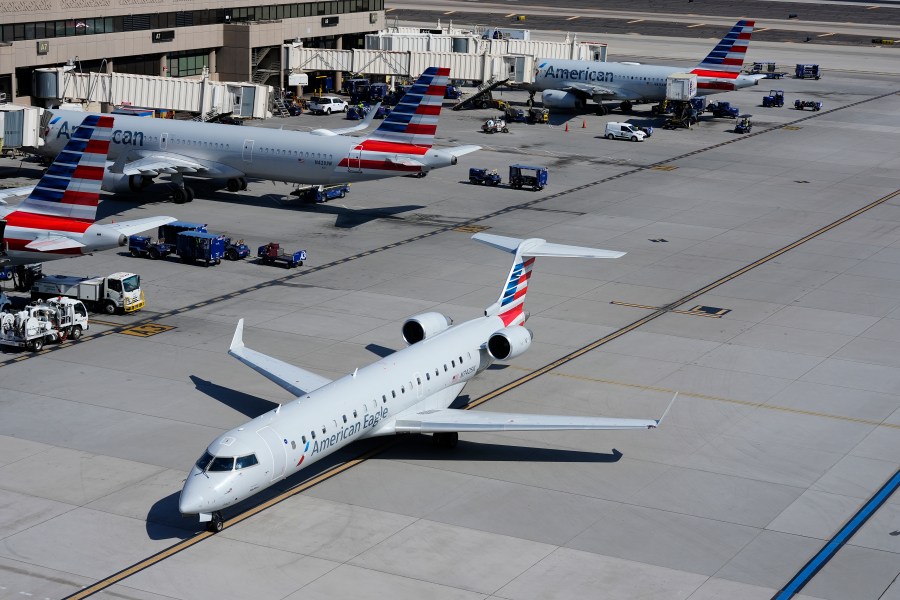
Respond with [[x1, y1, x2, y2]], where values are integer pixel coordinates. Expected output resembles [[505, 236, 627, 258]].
[[288, 33, 607, 84], [31, 69, 272, 119]]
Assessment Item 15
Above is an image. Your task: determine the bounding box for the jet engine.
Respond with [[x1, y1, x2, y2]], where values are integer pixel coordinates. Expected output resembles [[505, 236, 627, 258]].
[[101, 162, 153, 193], [486, 326, 533, 360], [401, 312, 453, 345], [541, 90, 584, 110]]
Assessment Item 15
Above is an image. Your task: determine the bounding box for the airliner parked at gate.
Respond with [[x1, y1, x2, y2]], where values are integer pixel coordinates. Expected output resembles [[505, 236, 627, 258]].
[[36, 67, 479, 203], [179, 233, 676, 532]]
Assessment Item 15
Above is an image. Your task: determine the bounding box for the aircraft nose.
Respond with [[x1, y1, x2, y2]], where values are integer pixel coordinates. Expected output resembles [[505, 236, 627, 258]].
[[178, 480, 206, 515]]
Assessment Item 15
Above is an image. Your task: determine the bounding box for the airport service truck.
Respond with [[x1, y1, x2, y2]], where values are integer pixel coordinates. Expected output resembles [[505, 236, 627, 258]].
[[0, 297, 89, 351], [31, 272, 145, 314]]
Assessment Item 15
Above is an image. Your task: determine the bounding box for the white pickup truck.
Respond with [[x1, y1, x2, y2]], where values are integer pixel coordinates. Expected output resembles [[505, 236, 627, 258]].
[[307, 95, 348, 115]]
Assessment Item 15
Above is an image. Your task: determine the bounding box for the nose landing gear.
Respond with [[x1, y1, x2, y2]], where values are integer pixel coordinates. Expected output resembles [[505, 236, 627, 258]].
[[207, 511, 224, 533]]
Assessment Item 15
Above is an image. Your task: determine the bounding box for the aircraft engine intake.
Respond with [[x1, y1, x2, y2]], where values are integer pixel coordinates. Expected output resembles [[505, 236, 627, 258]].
[[487, 326, 533, 360], [401, 312, 453, 345], [541, 90, 584, 109]]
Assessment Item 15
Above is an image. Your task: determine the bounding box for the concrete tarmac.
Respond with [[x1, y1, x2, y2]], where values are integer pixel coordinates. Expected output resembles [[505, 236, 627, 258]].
[[1, 22, 899, 600]]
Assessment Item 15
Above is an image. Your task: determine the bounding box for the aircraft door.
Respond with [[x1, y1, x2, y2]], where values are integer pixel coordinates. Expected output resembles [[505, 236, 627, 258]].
[[256, 426, 286, 480], [347, 146, 362, 173], [160, 133, 168, 150], [242, 139, 254, 163]]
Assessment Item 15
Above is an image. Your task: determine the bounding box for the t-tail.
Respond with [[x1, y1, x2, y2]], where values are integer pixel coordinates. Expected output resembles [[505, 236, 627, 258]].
[[14, 114, 113, 223], [343, 67, 480, 175], [473, 233, 626, 327]]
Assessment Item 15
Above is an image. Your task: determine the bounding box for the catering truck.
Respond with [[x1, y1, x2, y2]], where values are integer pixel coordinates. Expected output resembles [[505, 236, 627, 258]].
[[31, 272, 145, 314]]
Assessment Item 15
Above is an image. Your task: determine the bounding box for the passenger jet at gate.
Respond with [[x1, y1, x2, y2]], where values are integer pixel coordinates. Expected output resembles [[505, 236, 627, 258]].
[[179, 233, 676, 532], [37, 67, 480, 204], [1, 114, 174, 267], [525, 20, 763, 114]]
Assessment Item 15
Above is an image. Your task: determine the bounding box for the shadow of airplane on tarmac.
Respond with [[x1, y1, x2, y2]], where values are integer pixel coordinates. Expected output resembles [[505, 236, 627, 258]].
[[189, 375, 278, 419]]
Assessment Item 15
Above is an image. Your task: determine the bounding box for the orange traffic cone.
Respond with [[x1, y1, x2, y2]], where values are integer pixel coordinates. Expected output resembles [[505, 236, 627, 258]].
[[564, 122, 569, 132], [582, 119, 586, 128]]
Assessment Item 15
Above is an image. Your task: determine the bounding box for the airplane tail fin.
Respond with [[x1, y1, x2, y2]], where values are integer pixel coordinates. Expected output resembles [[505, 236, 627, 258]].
[[366, 67, 449, 147], [692, 20, 755, 77], [17, 114, 113, 223], [473, 233, 625, 327]]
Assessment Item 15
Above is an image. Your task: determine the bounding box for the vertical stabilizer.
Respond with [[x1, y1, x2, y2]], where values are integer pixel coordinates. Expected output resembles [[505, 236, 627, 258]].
[[692, 20, 755, 78], [16, 114, 113, 223], [367, 67, 449, 147]]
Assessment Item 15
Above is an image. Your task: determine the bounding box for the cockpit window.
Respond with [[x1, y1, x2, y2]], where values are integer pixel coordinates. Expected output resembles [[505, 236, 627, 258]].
[[235, 454, 258, 469], [208, 456, 235, 472], [195, 452, 214, 471]]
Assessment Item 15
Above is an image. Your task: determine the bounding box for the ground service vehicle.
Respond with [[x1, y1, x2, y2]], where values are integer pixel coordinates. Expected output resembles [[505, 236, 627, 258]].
[[762, 90, 785, 107], [794, 99, 822, 111], [368, 83, 389, 102], [257, 243, 306, 268], [504, 107, 528, 123], [307, 96, 348, 114], [734, 116, 752, 134], [129, 221, 207, 260], [341, 78, 370, 95], [31, 272, 144, 314], [795, 64, 821, 79], [0, 292, 11, 313], [707, 101, 740, 118], [444, 84, 462, 99], [482, 118, 509, 134], [749, 62, 786, 78], [224, 240, 250, 261], [527, 107, 549, 124], [604, 122, 647, 141], [469, 168, 501, 186], [0, 297, 89, 351], [293, 183, 351, 203], [177, 232, 226, 266], [509, 165, 548, 191]]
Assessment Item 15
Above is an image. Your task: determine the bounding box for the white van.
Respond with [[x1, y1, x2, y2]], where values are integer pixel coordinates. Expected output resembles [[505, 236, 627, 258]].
[[604, 122, 646, 142]]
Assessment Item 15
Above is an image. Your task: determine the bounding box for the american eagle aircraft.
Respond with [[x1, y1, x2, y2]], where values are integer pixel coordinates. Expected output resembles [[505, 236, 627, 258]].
[[525, 20, 763, 114], [179, 233, 676, 532], [1, 114, 174, 267], [34, 67, 479, 204]]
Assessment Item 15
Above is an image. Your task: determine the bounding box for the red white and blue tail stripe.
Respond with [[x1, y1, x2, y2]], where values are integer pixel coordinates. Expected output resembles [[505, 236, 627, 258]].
[[368, 67, 449, 146], [496, 254, 535, 327], [18, 114, 113, 223], [692, 20, 754, 80]]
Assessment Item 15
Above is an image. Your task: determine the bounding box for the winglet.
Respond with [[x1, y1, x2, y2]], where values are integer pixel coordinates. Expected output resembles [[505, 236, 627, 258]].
[[652, 392, 678, 428], [230, 318, 245, 352]]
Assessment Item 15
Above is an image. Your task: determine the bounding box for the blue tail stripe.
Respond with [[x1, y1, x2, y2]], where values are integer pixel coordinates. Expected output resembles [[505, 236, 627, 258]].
[[37, 179, 69, 192], [29, 188, 65, 202]]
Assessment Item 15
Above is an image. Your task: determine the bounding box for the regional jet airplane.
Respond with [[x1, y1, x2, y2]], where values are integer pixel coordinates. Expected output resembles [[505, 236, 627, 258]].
[[1, 114, 174, 268], [179, 233, 676, 532], [524, 20, 763, 114], [36, 67, 479, 203]]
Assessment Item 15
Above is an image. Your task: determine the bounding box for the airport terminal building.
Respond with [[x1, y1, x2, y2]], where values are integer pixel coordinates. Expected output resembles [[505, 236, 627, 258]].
[[0, 0, 385, 102]]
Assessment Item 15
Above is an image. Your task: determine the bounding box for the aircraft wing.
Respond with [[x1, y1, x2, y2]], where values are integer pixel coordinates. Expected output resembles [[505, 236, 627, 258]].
[[0, 185, 35, 203], [394, 394, 677, 433], [562, 82, 621, 99], [228, 319, 332, 397], [112, 153, 245, 179], [311, 102, 381, 136], [105, 216, 177, 237], [25, 236, 86, 251]]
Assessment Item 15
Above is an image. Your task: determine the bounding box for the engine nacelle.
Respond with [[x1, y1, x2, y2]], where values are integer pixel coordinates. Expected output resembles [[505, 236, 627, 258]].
[[401, 312, 452, 345], [541, 89, 584, 110], [102, 163, 153, 193], [487, 326, 533, 360]]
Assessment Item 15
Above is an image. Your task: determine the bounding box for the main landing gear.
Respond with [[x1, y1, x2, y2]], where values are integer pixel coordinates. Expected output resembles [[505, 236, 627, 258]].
[[170, 172, 195, 204], [226, 177, 248, 193], [432, 432, 458, 449], [207, 511, 224, 533], [620, 100, 634, 114]]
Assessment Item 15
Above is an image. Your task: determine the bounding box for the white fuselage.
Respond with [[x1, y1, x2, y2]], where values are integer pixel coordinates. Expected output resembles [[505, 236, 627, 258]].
[[528, 59, 760, 101], [178, 315, 504, 516], [42, 110, 459, 184]]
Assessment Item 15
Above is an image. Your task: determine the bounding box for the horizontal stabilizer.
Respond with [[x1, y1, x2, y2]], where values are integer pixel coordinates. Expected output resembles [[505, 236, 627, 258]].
[[25, 235, 86, 251], [228, 319, 332, 397], [311, 102, 381, 136], [394, 409, 660, 433], [473, 232, 625, 259], [105, 216, 177, 237], [444, 144, 481, 158], [0, 185, 35, 203]]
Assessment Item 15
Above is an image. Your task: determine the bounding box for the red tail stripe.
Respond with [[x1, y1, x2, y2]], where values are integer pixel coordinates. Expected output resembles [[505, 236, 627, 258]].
[[405, 123, 437, 135], [96, 116, 115, 128], [426, 85, 446, 96], [4, 211, 93, 231], [513, 287, 527, 301], [61, 190, 101, 206], [415, 104, 442, 116], [738, 32, 752, 40], [356, 139, 430, 154], [436, 67, 451, 76], [85, 139, 111, 155], [523, 257, 536, 268], [72, 165, 105, 181], [499, 306, 523, 326], [727, 46, 748, 54], [336, 158, 421, 172], [691, 69, 740, 79]]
